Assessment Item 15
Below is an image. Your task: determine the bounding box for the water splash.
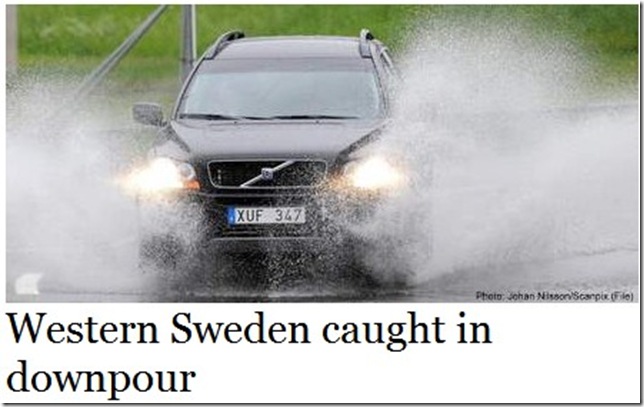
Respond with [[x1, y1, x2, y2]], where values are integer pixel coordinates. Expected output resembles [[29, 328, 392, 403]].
[[6, 77, 146, 293], [7, 16, 637, 297], [358, 16, 638, 284]]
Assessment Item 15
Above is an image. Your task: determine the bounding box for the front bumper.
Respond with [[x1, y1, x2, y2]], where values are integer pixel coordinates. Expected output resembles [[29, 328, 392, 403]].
[[196, 236, 332, 254]]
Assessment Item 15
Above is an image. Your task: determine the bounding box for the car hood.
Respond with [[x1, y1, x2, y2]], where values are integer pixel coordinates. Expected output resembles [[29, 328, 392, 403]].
[[156, 119, 384, 164]]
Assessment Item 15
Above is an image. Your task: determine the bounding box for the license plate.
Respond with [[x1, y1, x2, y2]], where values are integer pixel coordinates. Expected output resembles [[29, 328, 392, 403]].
[[227, 207, 306, 225]]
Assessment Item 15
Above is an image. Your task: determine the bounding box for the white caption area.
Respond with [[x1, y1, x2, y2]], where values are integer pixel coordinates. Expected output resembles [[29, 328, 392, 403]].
[[0, 303, 639, 403]]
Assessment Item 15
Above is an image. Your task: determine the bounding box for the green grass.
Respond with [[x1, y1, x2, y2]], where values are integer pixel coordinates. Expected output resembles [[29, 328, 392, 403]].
[[18, 5, 419, 57], [427, 5, 639, 98], [15, 4, 639, 104], [15, 4, 427, 113], [432, 5, 638, 74], [17, 5, 420, 81]]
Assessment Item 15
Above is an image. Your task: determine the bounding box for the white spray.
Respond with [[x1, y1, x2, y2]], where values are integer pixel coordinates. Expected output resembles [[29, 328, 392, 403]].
[[6, 17, 638, 296], [7, 78, 146, 294], [356, 16, 638, 284]]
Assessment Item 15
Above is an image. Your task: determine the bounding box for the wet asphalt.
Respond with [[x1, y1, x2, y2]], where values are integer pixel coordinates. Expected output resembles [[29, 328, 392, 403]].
[[7, 248, 638, 303]]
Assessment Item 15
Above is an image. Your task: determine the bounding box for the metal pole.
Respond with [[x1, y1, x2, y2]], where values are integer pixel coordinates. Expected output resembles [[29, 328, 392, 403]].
[[6, 5, 18, 75], [180, 4, 197, 83], [74, 5, 169, 99]]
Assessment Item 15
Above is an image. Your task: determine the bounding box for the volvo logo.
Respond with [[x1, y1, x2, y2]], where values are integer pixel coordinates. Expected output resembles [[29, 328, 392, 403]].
[[261, 167, 274, 181], [239, 160, 296, 188]]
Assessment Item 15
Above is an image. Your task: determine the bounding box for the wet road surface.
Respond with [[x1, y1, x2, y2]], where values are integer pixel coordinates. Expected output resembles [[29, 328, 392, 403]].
[[7, 248, 638, 303]]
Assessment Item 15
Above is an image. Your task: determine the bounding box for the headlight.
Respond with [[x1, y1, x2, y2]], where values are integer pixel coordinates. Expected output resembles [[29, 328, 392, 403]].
[[343, 156, 407, 191], [120, 157, 200, 195]]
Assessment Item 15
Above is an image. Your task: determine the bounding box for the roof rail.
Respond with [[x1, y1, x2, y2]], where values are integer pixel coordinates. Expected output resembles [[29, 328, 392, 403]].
[[359, 28, 374, 58], [204, 30, 245, 59]]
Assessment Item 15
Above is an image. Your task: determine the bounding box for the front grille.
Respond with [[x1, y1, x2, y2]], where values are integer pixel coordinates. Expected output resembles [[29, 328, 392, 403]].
[[208, 160, 327, 188]]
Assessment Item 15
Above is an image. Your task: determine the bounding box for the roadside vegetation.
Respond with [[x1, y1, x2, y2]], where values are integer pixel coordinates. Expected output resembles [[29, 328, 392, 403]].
[[15, 5, 638, 109]]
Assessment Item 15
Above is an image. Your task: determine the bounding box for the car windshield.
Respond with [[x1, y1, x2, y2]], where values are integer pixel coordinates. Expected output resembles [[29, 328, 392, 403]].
[[177, 58, 382, 120]]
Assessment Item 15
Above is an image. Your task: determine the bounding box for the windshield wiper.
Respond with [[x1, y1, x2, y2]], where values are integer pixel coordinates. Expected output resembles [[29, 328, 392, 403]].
[[179, 113, 360, 121], [265, 114, 360, 120], [178, 113, 266, 121]]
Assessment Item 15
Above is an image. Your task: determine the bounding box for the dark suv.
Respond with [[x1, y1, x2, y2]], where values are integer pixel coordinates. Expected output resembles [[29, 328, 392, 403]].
[[127, 29, 406, 276]]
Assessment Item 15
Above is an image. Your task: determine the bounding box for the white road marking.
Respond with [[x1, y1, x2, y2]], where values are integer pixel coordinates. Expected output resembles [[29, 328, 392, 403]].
[[14, 273, 42, 296]]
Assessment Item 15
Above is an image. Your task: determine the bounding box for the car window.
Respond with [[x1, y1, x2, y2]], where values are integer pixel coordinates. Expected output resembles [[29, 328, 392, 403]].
[[178, 58, 382, 120]]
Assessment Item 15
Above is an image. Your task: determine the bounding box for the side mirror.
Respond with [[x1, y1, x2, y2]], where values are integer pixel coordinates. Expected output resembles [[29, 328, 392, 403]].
[[133, 103, 165, 127]]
